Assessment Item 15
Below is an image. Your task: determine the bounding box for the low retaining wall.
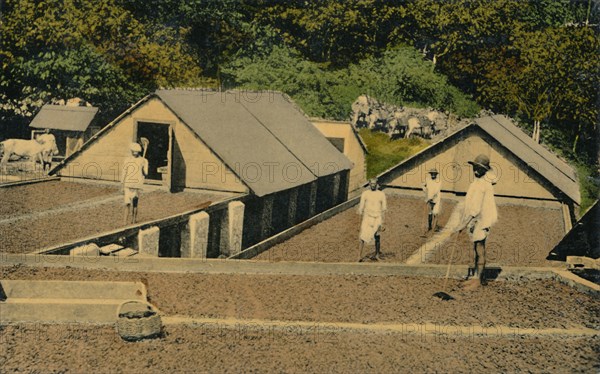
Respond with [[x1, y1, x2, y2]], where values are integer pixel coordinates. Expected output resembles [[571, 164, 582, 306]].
[[36, 195, 242, 258], [0, 176, 59, 188], [229, 196, 360, 260]]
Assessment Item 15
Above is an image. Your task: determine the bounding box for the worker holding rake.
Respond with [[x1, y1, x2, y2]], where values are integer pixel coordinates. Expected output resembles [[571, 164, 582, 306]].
[[358, 178, 387, 261], [122, 141, 149, 225], [456, 154, 498, 288]]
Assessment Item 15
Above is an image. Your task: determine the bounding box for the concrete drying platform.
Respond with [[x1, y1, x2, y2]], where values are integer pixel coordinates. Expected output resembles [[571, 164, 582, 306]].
[[0, 253, 546, 278], [2, 253, 598, 297], [0, 279, 148, 323]]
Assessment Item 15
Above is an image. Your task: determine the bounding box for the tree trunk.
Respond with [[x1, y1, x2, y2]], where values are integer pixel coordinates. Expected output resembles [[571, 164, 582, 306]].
[[532, 120, 541, 143], [572, 133, 580, 154], [572, 122, 583, 153]]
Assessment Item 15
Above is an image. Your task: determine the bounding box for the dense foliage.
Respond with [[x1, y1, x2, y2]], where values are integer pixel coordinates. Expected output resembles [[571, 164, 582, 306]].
[[1, 0, 598, 205]]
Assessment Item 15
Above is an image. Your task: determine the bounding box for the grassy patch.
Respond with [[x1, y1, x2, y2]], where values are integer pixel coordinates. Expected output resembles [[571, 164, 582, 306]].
[[360, 129, 430, 178]]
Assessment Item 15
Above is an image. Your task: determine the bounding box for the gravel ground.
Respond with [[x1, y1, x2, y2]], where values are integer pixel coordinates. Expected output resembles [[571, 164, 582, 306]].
[[256, 195, 456, 263], [2, 266, 598, 330], [428, 204, 566, 267], [257, 195, 566, 267], [0, 182, 225, 254], [1, 324, 598, 373], [0, 180, 118, 218], [2, 265, 598, 372]]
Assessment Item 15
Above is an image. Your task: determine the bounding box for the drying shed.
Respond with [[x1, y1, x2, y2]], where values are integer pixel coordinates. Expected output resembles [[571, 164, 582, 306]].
[[29, 104, 99, 157], [311, 119, 367, 193], [548, 201, 599, 261], [51, 89, 353, 248], [378, 115, 580, 227]]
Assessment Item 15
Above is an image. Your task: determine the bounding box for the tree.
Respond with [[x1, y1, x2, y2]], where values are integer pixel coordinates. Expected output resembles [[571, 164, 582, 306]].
[[0, 0, 203, 120], [258, 0, 406, 66], [223, 45, 479, 120], [0, 45, 145, 121], [478, 25, 599, 147]]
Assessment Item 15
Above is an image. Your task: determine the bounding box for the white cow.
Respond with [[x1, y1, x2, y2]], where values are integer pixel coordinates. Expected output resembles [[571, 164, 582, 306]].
[[36, 133, 59, 169], [0, 135, 58, 173]]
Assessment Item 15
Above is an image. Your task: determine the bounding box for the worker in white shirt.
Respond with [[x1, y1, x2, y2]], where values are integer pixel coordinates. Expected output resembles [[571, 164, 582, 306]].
[[423, 168, 442, 232], [122, 142, 148, 225], [358, 178, 387, 261], [456, 154, 498, 287]]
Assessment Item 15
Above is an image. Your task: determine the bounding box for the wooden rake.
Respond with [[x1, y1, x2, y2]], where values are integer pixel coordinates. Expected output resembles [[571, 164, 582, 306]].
[[140, 137, 150, 158]]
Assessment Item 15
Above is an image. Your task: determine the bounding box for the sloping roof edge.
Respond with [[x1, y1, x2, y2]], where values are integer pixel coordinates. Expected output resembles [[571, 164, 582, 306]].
[[376, 122, 471, 182], [151, 94, 252, 194], [30, 104, 99, 132], [50, 93, 253, 194], [475, 115, 577, 181], [475, 115, 580, 204], [377, 120, 580, 204], [548, 199, 599, 260], [50, 95, 154, 175]]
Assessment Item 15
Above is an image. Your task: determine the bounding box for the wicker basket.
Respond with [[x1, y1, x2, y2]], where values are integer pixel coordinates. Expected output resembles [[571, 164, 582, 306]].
[[116, 300, 162, 341]]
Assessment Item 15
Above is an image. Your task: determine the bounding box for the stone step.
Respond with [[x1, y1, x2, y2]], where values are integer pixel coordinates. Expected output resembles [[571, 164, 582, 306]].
[[3, 298, 129, 305], [0, 280, 146, 300], [112, 248, 137, 257], [0, 280, 149, 324], [99, 243, 124, 255], [0, 299, 123, 323]]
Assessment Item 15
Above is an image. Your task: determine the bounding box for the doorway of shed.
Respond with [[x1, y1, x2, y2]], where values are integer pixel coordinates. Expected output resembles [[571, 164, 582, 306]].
[[137, 122, 170, 182]]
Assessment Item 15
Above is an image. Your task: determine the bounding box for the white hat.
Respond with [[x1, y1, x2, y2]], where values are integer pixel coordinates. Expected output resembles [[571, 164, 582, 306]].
[[129, 142, 142, 153]]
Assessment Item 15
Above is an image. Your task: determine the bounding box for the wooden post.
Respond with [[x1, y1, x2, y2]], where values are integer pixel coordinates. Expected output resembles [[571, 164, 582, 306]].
[[228, 201, 245, 256], [331, 173, 341, 207], [308, 181, 318, 218], [287, 188, 299, 227], [260, 195, 274, 240]]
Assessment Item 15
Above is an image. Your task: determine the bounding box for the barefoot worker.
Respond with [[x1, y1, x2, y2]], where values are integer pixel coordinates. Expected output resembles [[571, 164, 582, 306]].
[[122, 142, 148, 225], [358, 178, 387, 261], [423, 168, 442, 232], [456, 154, 498, 287]]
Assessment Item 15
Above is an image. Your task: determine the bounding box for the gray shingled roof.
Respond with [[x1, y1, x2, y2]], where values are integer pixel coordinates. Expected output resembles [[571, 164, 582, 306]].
[[30, 104, 98, 132], [475, 115, 580, 204], [377, 115, 580, 205], [242, 95, 353, 175], [156, 90, 351, 197]]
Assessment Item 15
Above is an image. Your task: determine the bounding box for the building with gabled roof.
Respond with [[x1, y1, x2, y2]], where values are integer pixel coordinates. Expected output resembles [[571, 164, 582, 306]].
[[29, 104, 99, 157], [548, 200, 599, 261], [311, 119, 368, 194], [51, 89, 353, 247], [378, 115, 580, 228]]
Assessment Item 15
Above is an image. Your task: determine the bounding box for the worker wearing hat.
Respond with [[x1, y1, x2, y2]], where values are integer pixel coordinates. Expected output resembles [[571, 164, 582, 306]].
[[423, 168, 442, 232], [122, 142, 148, 225], [357, 178, 387, 261], [456, 154, 498, 287]]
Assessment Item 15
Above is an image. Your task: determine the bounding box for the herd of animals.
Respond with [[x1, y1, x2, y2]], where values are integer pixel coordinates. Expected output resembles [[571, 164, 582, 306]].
[[350, 94, 459, 139], [0, 95, 462, 175]]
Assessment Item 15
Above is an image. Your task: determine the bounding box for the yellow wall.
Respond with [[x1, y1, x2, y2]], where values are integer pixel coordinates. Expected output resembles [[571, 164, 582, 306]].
[[388, 133, 556, 200], [312, 120, 366, 191], [59, 98, 248, 193]]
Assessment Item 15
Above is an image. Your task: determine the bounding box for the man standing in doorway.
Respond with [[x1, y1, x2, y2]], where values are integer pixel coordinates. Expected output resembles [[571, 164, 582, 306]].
[[456, 154, 498, 287], [423, 168, 442, 232], [122, 142, 148, 225], [358, 178, 387, 261]]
